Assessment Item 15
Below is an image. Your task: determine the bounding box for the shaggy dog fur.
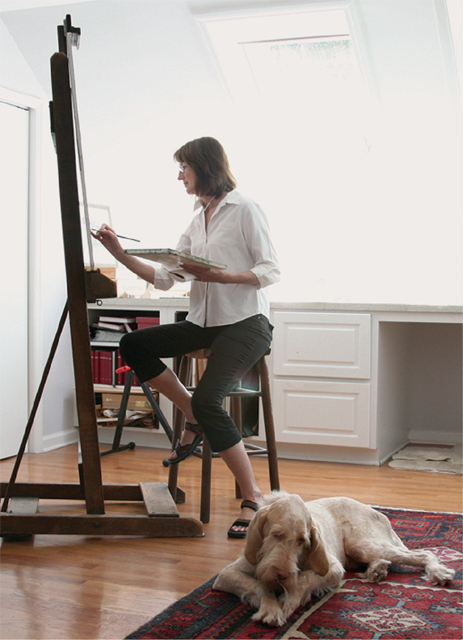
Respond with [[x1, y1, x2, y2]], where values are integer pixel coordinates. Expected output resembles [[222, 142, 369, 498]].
[[214, 491, 455, 627]]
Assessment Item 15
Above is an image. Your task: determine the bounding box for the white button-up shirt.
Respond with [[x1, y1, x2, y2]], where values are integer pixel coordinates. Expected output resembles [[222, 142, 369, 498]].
[[153, 190, 280, 327]]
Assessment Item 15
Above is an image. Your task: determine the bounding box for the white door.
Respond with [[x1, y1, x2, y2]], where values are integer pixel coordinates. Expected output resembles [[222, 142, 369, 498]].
[[0, 101, 29, 459]]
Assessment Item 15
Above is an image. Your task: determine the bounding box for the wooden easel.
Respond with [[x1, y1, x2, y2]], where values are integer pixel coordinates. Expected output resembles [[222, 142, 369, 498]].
[[0, 16, 202, 538]]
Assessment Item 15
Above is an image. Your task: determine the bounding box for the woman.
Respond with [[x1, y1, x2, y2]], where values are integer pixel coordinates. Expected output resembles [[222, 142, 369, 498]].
[[93, 137, 280, 537]]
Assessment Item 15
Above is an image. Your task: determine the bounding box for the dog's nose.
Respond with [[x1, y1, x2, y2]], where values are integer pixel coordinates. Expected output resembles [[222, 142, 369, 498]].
[[276, 569, 289, 581]]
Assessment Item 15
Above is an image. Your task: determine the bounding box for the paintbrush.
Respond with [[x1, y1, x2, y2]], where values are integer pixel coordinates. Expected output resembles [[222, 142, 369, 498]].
[[92, 228, 140, 242]]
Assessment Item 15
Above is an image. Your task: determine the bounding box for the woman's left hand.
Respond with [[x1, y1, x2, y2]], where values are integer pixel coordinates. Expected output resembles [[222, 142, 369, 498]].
[[181, 264, 230, 283]]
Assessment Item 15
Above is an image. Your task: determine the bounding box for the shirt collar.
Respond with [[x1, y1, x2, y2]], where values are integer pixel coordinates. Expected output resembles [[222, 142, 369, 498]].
[[194, 189, 238, 212]]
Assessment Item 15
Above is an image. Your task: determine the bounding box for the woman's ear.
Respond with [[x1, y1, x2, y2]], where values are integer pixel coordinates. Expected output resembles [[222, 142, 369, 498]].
[[244, 508, 268, 566]]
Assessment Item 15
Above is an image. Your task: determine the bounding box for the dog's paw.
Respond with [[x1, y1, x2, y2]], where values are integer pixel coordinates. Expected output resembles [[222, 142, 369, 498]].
[[241, 591, 261, 610], [426, 564, 455, 586], [278, 593, 301, 620], [359, 559, 391, 583], [252, 600, 287, 627]]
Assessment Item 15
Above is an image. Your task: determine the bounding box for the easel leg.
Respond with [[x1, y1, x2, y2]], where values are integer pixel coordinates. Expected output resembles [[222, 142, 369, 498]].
[[1, 302, 69, 513]]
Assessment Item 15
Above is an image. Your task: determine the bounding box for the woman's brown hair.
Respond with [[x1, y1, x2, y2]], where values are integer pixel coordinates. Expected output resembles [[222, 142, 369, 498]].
[[174, 137, 237, 198]]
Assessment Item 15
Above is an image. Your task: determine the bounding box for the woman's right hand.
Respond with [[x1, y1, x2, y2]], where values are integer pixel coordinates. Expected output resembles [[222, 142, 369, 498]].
[[92, 224, 124, 258]]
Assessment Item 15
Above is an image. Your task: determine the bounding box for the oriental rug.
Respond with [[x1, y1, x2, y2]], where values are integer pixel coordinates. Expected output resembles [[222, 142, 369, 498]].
[[127, 507, 463, 640]]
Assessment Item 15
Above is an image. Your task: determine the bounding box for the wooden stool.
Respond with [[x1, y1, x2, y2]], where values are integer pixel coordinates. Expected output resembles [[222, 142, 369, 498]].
[[167, 349, 280, 523]]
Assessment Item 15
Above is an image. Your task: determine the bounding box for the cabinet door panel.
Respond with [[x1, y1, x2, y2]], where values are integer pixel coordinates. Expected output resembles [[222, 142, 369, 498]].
[[273, 312, 371, 378], [274, 379, 371, 447]]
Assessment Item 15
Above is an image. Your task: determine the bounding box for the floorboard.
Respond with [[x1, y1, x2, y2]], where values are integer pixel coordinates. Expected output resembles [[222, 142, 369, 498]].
[[1, 444, 461, 639]]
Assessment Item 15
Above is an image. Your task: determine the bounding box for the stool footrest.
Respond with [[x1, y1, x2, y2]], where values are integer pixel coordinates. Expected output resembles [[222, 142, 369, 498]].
[[186, 386, 262, 398], [244, 444, 270, 456], [228, 388, 263, 398]]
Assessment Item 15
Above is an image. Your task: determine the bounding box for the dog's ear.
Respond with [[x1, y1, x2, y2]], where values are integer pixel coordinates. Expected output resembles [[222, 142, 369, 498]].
[[244, 508, 268, 566], [300, 523, 330, 576]]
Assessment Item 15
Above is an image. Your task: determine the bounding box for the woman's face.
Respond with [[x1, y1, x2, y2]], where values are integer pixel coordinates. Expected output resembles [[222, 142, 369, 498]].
[[178, 162, 198, 195]]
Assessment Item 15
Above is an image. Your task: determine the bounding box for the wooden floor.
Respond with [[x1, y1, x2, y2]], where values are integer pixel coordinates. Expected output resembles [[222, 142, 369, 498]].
[[1, 444, 461, 640]]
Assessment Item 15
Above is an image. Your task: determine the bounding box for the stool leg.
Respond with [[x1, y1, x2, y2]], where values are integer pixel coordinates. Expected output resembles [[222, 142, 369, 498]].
[[167, 404, 186, 503], [231, 396, 243, 499], [200, 437, 212, 523], [259, 356, 280, 491], [167, 355, 190, 503]]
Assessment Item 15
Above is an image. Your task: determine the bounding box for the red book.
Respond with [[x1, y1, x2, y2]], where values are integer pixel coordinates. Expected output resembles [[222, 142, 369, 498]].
[[136, 316, 160, 329], [116, 351, 127, 386], [99, 351, 113, 385], [92, 351, 100, 384]]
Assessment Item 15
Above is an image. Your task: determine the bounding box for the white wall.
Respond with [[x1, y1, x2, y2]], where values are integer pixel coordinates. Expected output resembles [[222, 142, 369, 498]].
[[1, 16, 76, 452]]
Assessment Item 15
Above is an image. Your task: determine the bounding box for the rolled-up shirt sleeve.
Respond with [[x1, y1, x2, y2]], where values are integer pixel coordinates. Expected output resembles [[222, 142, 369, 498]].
[[244, 203, 280, 289], [151, 229, 192, 290], [153, 266, 176, 290]]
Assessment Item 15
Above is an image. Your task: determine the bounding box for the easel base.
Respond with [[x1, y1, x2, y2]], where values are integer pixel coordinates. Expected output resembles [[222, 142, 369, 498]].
[[0, 481, 204, 538]]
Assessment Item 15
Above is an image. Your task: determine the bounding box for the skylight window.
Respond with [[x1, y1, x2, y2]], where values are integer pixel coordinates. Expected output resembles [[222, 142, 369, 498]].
[[199, 7, 371, 158], [199, 8, 366, 104], [241, 35, 363, 108]]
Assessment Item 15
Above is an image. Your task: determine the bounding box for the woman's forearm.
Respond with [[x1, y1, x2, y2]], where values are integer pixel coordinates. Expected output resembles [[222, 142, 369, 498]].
[[222, 270, 260, 285], [115, 251, 156, 283], [181, 264, 259, 285], [93, 226, 155, 284]]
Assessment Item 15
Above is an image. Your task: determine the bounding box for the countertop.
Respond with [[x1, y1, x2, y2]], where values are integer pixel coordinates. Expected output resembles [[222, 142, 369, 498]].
[[90, 297, 462, 315]]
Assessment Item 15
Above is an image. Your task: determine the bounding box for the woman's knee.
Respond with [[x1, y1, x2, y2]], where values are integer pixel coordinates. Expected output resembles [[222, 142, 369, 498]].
[[119, 331, 145, 365], [191, 390, 218, 421], [119, 332, 136, 363]]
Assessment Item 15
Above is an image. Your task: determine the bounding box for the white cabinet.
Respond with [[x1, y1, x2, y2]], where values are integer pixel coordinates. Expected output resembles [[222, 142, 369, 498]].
[[272, 311, 372, 448], [273, 312, 370, 378], [274, 379, 370, 447]]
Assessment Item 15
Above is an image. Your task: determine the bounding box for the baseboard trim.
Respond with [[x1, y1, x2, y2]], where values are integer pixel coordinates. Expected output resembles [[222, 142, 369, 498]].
[[409, 430, 462, 446], [42, 428, 78, 452]]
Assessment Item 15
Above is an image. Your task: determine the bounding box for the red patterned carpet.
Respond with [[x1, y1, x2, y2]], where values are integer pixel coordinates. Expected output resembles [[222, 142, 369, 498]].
[[127, 508, 462, 639]]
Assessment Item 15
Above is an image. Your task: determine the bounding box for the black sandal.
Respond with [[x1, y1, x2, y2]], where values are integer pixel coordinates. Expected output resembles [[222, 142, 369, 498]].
[[227, 500, 259, 539], [162, 422, 203, 467]]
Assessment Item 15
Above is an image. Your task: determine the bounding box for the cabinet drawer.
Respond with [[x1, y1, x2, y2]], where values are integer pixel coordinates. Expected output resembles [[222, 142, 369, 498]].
[[273, 311, 371, 379], [274, 379, 371, 448]]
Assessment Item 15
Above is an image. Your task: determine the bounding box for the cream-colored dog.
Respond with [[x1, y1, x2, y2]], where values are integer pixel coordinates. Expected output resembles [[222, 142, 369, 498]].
[[213, 491, 455, 627]]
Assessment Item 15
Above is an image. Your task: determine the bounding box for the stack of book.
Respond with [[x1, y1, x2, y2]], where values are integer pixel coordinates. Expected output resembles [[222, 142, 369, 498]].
[[90, 315, 137, 343]]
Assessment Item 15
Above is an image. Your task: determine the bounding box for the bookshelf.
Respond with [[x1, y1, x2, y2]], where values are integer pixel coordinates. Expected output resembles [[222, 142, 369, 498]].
[[87, 298, 189, 447]]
